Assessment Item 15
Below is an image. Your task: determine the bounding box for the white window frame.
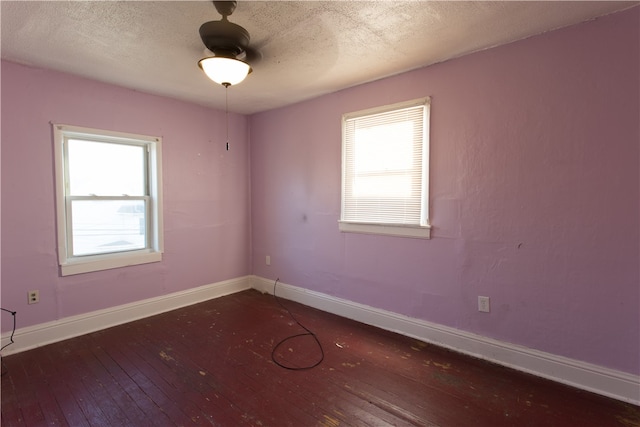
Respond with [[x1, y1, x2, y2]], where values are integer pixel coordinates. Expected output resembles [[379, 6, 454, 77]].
[[339, 97, 431, 239], [53, 124, 164, 276]]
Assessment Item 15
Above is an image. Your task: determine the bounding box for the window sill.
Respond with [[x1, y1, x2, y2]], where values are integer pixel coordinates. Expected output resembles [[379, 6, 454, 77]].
[[338, 221, 431, 239], [60, 251, 162, 276]]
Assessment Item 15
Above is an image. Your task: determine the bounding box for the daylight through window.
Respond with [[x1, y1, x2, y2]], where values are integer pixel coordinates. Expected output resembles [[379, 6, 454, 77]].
[[54, 124, 163, 275], [340, 98, 431, 239]]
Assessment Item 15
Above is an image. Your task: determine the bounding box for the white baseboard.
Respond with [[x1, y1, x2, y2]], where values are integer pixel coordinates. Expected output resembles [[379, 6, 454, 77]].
[[1, 275, 252, 357], [251, 276, 640, 405], [3, 274, 637, 405]]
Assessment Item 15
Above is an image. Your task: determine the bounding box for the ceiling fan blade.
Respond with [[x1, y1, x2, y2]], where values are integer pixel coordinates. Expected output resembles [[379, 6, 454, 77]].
[[199, 19, 249, 57], [198, 1, 262, 70], [243, 47, 263, 66]]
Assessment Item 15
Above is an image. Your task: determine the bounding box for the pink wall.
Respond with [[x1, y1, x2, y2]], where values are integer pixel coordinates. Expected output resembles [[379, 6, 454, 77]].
[[249, 8, 639, 375], [1, 61, 251, 329], [1, 7, 638, 377]]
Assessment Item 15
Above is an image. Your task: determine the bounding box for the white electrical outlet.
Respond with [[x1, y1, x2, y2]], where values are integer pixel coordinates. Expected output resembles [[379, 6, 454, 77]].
[[266, 255, 271, 266], [28, 290, 40, 304], [478, 296, 490, 313]]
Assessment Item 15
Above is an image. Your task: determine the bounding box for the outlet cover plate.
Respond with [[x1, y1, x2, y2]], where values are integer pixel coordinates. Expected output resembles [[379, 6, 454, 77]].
[[28, 290, 40, 304], [478, 296, 490, 313]]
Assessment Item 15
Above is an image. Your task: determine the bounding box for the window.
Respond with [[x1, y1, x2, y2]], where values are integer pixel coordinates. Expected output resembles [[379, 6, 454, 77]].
[[340, 97, 430, 239], [53, 124, 163, 275]]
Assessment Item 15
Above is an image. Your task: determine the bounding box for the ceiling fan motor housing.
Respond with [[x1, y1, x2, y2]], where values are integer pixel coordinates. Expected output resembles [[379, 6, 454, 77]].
[[213, 1, 237, 17], [200, 1, 250, 59]]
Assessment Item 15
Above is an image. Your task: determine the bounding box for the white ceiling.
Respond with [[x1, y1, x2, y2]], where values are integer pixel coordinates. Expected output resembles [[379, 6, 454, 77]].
[[1, 1, 637, 115]]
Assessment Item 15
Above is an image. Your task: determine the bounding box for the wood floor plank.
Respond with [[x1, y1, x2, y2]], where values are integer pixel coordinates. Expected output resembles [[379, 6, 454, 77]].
[[129, 325, 277, 425], [3, 350, 63, 426], [181, 305, 399, 426], [117, 335, 245, 425], [30, 347, 76, 426], [152, 302, 326, 426], [2, 289, 639, 427], [66, 344, 137, 426], [43, 344, 108, 427], [88, 340, 179, 426], [84, 344, 155, 426], [1, 408, 27, 427], [227, 331, 421, 426], [98, 343, 188, 425]]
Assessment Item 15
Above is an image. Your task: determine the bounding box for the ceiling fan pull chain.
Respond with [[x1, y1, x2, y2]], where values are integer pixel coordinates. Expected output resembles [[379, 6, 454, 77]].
[[225, 83, 229, 151]]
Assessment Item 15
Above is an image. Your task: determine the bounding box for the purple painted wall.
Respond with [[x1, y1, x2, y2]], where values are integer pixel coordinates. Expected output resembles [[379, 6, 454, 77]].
[[1, 61, 251, 328], [1, 7, 638, 377], [249, 8, 639, 375]]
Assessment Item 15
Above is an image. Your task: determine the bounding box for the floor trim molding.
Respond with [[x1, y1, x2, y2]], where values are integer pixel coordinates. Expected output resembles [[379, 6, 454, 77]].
[[3, 275, 637, 405], [251, 275, 640, 405], [1, 276, 252, 357]]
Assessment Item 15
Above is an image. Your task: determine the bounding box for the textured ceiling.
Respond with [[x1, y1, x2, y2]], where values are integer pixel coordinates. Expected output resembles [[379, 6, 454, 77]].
[[1, 1, 637, 114]]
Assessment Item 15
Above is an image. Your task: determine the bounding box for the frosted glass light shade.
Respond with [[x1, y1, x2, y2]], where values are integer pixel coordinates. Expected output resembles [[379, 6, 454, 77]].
[[198, 57, 252, 86]]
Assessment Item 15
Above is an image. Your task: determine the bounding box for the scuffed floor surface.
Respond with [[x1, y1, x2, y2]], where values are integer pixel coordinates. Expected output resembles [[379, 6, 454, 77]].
[[2, 289, 639, 426]]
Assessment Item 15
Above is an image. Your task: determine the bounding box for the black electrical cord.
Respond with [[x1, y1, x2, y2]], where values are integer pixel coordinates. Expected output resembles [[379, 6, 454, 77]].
[[1, 308, 17, 376], [1, 308, 16, 353], [271, 278, 324, 370]]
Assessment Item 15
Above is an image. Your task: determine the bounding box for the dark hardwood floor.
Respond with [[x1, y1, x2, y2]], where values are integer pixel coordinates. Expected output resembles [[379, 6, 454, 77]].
[[2, 289, 638, 426]]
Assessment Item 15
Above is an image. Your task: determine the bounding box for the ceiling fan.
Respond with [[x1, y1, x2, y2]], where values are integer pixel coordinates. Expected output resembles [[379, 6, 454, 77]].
[[198, 1, 261, 86]]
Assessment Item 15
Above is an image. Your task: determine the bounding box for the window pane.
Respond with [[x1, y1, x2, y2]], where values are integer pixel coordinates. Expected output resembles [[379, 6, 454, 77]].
[[353, 175, 412, 198], [68, 140, 145, 196], [354, 121, 414, 172], [341, 99, 429, 230], [71, 199, 146, 256]]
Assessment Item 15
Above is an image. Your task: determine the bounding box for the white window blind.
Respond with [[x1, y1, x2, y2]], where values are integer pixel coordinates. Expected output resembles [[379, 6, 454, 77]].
[[340, 98, 430, 238]]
